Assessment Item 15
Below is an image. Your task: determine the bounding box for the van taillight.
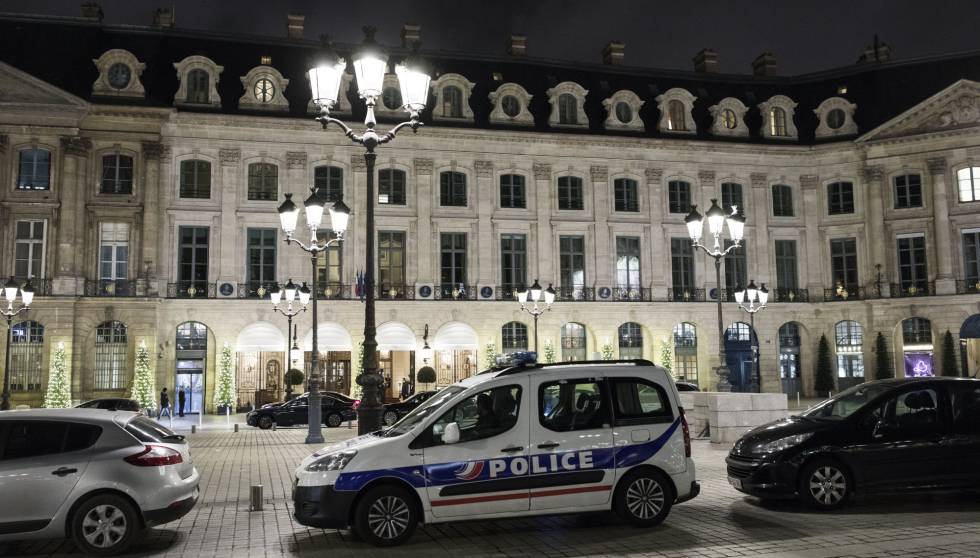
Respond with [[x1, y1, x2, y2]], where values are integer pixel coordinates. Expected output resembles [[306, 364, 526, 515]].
[[679, 407, 692, 458], [125, 445, 183, 466]]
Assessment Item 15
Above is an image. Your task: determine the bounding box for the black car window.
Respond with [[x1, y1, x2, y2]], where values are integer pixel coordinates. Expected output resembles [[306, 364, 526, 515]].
[[610, 378, 673, 426], [2, 421, 68, 460], [65, 424, 103, 452], [125, 416, 183, 444], [430, 385, 522, 445], [539, 379, 610, 432], [951, 384, 980, 435], [871, 388, 942, 438]]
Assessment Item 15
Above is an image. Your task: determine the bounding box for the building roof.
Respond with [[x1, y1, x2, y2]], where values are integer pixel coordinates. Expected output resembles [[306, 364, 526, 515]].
[[3, 13, 980, 145]]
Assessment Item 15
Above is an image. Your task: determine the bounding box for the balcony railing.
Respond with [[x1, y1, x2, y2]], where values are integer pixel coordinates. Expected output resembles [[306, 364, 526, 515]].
[[822, 284, 880, 301], [13, 277, 51, 296], [495, 285, 521, 301], [773, 287, 809, 303], [434, 284, 477, 301], [667, 288, 706, 302], [957, 279, 980, 294], [314, 281, 351, 300], [609, 287, 652, 302], [238, 282, 273, 299], [85, 279, 137, 297], [376, 284, 415, 300], [166, 281, 216, 299], [556, 286, 595, 302], [890, 282, 935, 298]]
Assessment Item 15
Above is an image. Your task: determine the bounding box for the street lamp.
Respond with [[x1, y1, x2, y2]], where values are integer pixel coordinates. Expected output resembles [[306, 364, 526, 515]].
[[270, 280, 310, 401], [2, 277, 34, 411], [516, 280, 556, 353], [307, 28, 431, 435], [734, 280, 769, 393], [278, 184, 349, 444], [685, 199, 745, 391]]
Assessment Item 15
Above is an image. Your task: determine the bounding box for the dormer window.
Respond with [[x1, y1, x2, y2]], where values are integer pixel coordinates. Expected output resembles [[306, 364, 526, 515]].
[[239, 65, 290, 112], [430, 73, 475, 122], [814, 96, 858, 139], [770, 107, 787, 136], [655, 88, 696, 134], [382, 86, 402, 110], [502, 96, 520, 117], [546, 82, 588, 128], [602, 90, 644, 132], [173, 56, 223, 108], [188, 70, 209, 104], [92, 49, 146, 99], [374, 74, 408, 119], [709, 97, 749, 137], [758, 95, 798, 140], [615, 103, 632, 123], [489, 83, 533, 126], [443, 86, 462, 117], [668, 101, 685, 130], [558, 94, 577, 125]]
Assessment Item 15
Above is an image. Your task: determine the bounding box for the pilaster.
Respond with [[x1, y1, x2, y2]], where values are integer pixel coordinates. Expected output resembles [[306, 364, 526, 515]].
[[861, 165, 889, 297], [475, 160, 495, 285], [55, 136, 91, 295], [141, 142, 163, 296], [533, 162, 554, 283], [413, 158, 434, 285], [927, 157, 956, 294], [800, 174, 823, 295], [645, 168, 666, 297], [217, 148, 240, 285], [590, 165, 610, 286], [750, 172, 771, 284]]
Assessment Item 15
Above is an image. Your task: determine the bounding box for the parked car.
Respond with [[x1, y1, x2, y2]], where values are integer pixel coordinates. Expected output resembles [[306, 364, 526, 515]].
[[76, 398, 142, 412], [382, 391, 437, 426], [257, 391, 353, 411], [0, 409, 199, 556], [246, 393, 356, 429], [675, 381, 700, 392], [293, 356, 697, 546], [727, 377, 980, 510]]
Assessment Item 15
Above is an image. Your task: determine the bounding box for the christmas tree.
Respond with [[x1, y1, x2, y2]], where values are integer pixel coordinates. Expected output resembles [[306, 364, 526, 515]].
[[43, 342, 72, 408], [942, 330, 960, 377], [131, 341, 155, 412], [213, 342, 235, 414], [659, 338, 673, 376], [600, 341, 614, 360], [350, 341, 364, 399], [814, 334, 836, 395], [543, 339, 556, 363], [484, 341, 498, 368], [874, 332, 892, 380]]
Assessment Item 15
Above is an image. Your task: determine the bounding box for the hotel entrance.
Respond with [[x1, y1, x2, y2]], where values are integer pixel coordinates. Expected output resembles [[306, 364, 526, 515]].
[[432, 321, 479, 388]]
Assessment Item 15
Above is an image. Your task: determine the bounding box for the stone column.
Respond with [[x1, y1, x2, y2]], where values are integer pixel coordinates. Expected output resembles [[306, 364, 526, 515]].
[[927, 157, 956, 295], [140, 142, 163, 296], [590, 165, 610, 287], [533, 163, 554, 284], [645, 168, 665, 298], [750, 173, 771, 284], [861, 165, 889, 297], [800, 175, 823, 297], [217, 148, 240, 286], [413, 158, 434, 285], [346, 154, 368, 288], [286, 152, 308, 283], [55, 136, 91, 296], [475, 160, 495, 287], [698, 170, 718, 294], [155, 145, 172, 287]]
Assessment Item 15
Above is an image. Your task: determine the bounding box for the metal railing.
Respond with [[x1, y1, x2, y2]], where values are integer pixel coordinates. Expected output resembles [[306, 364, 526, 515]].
[[823, 284, 879, 301], [773, 287, 809, 303], [609, 287, 652, 302], [434, 284, 477, 300], [556, 286, 595, 302], [376, 284, 415, 300], [84, 279, 137, 297], [495, 285, 521, 301], [890, 282, 935, 298], [956, 279, 980, 294], [12, 277, 51, 296], [666, 288, 706, 302], [238, 282, 273, 299], [314, 281, 351, 300], [166, 281, 216, 299]]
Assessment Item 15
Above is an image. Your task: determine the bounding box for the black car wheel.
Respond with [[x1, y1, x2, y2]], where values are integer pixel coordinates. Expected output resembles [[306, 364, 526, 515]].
[[325, 413, 343, 428], [71, 493, 139, 556], [258, 416, 274, 430], [799, 458, 850, 510], [383, 410, 399, 426], [613, 469, 674, 527], [353, 484, 419, 546]]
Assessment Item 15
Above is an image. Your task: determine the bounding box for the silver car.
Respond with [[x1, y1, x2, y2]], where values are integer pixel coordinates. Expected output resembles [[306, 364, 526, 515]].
[[0, 409, 199, 556]]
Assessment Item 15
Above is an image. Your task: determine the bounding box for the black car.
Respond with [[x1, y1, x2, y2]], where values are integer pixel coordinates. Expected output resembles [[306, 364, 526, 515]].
[[76, 398, 142, 412], [381, 391, 437, 426], [727, 377, 980, 510], [246, 393, 356, 429], [676, 381, 700, 392]]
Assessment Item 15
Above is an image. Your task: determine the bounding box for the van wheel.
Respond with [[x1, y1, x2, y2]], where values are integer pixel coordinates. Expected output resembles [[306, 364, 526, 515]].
[[613, 469, 674, 527], [383, 411, 399, 426], [71, 494, 139, 556], [258, 416, 274, 429], [799, 458, 850, 510], [353, 484, 418, 547], [325, 413, 343, 428]]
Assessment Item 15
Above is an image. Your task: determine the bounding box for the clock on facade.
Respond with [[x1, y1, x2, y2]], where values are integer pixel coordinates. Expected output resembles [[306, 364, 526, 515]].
[[107, 63, 131, 89], [253, 78, 275, 103]]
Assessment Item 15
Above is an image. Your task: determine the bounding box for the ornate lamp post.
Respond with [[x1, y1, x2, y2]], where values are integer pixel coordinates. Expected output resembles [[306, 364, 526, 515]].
[[270, 280, 310, 401], [278, 186, 350, 444], [516, 280, 556, 353], [2, 277, 34, 411], [306, 28, 432, 434], [685, 199, 746, 391], [734, 280, 769, 393]]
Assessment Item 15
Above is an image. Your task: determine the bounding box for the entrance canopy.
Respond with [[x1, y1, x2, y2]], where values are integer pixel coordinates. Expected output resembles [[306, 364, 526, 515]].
[[433, 321, 478, 350], [236, 321, 285, 352], [377, 322, 417, 351], [961, 314, 980, 339], [302, 322, 353, 352]]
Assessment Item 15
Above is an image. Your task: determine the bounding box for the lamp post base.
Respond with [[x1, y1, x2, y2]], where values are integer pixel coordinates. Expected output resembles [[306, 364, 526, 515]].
[[356, 370, 385, 434], [714, 365, 734, 392]]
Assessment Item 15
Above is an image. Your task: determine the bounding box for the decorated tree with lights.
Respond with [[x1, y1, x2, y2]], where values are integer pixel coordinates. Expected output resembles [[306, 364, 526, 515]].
[[543, 339, 557, 363], [130, 341, 155, 412], [213, 343, 235, 415], [43, 342, 72, 408], [659, 339, 673, 376], [484, 341, 498, 368], [350, 341, 364, 399]]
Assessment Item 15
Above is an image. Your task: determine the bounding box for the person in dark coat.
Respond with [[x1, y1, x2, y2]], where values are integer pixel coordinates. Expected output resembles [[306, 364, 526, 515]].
[[158, 388, 171, 419], [177, 387, 186, 417], [400, 378, 410, 400]]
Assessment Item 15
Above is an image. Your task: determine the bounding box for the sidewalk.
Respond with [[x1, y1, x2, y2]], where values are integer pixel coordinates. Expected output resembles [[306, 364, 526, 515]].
[[153, 412, 359, 433]]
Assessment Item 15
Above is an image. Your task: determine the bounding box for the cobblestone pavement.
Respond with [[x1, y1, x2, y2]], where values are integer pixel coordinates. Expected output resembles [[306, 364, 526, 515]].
[[4, 425, 980, 558]]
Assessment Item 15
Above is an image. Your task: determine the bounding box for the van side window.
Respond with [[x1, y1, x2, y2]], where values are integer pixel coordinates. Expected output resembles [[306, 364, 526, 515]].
[[951, 385, 980, 435], [431, 385, 521, 445], [539, 379, 610, 432], [610, 378, 673, 426]]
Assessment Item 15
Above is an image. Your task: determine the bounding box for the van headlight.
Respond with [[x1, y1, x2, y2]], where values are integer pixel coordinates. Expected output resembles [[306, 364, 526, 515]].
[[755, 433, 813, 455], [306, 450, 357, 472]]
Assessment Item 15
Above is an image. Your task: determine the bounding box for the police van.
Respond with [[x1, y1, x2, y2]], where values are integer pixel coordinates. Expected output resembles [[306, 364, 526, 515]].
[[293, 354, 699, 546]]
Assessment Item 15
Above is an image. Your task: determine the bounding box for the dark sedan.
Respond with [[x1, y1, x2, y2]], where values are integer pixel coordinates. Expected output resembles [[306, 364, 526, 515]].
[[246, 393, 356, 429], [76, 397, 142, 412], [727, 377, 980, 510], [382, 391, 437, 426]]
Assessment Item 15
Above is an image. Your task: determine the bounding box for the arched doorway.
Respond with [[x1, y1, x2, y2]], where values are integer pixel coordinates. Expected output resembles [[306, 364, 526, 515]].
[[235, 321, 285, 411], [835, 320, 865, 390], [302, 322, 353, 395], [778, 323, 802, 395], [561, 323, 587, 361], [618, 322, 643, 360], [960, 314, 980, 377], [724, 321, 758, 392], [901, 317, 934, 377], [432, 321, 477, 387], [377, 322, 418, 399], [175, 322, 207, 414]]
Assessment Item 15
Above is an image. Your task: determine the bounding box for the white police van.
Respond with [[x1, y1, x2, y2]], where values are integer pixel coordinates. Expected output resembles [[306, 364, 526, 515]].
[[293, 354, 699, 546]]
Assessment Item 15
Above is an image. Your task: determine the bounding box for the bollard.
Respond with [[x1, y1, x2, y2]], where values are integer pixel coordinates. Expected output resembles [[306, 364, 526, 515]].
[[191, 425, 197, 434], [250, 485, 263, 511], [272, 423, 277, 431], [796, 392, 800, 408], [234, 423, 239, 433]]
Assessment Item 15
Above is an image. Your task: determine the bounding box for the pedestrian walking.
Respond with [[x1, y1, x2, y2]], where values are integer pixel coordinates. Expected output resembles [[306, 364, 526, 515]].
[[178, 386, 186, 417], [158, 387, 172, 419], [400, 377, 410, 400]]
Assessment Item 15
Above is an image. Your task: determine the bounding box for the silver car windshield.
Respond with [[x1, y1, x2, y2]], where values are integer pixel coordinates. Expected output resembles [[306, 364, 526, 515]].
[[382, 386, 466, 437], [802, 383, 893, 420]]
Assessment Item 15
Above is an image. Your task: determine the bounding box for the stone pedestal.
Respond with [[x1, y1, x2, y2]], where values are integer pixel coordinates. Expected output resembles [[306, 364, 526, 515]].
[[679, 391, 789, 444]]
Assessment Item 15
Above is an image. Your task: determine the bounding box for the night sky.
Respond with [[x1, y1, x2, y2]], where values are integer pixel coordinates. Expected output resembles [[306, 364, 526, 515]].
[[4, 0, 980, 75]]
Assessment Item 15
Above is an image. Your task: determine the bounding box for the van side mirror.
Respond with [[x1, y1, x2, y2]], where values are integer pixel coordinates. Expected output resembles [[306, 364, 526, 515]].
[[442, 422, 461, 444]]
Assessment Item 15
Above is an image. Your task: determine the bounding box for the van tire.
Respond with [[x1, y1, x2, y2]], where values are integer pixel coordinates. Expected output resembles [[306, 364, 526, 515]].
[[353, 484, 419, 546], [70, 493, 140, 556], [613, 469, 674, 527]]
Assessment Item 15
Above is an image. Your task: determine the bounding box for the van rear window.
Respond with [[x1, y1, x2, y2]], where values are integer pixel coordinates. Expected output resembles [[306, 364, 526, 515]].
[[610, 378, 673, 425], [126, 416, 184, 444]]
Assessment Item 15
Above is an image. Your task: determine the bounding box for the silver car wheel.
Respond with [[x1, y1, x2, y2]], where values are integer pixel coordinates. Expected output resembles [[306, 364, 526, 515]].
[[327, 413, 343, 427], [367, 495, 410, 540], [625, 477, 664, 520], [81, 504, 128, 548], [809, 465, 847, 505]]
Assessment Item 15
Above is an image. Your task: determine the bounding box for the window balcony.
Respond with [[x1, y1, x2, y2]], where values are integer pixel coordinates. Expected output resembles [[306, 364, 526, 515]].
[[556, 286, 595, 302], [166, 281, 216, 299], [773, 287, 809, 303], [667, 288, 705, 302], [314, 281, 351, 300], [12, 277, 51, 297], [434, 284, 477, 300], [376, 283, 415, 300], [85, 279, 137, 297], [889, 282, 935, 298], [238, 281, 273, 299], [609, 287, 652, 302], [823, 284, 880, 301], [495, 285, 522, 301], [956, 279, 980, 294]]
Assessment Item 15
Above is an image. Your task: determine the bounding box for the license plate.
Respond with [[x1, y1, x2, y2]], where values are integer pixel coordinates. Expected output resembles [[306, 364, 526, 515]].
[[728, 477, 743, 490]]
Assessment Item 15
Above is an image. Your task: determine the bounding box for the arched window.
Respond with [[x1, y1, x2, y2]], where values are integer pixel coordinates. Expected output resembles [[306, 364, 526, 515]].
[[726, 322, 753, 342], [179, 159, 211, 199], [247, 162, 278, 201], [501, 322, 528, 354], [558, 93, 578, 125], [618, 322, 643, 359], [440, 171, 467, 207], [95, 321, 128, 390], [778, 323, 801, 391], [378, 168, 406, 205], [10, 321, 43, 392], [770, 107, 788, 136], [835, 320, 864, 385], [17, 148, 51, 190], [443, 85, 463, 118], [673, 323, 698, 382], [314, 165, 344, 202], [100, 154, 134, 195], [902, 317, 932, 346], [187, 69, 209, 104], [667, 100, 686, 131], [561, 323, 587, 362], [176, 321, 208, 351], [772, 184, 793, 217]]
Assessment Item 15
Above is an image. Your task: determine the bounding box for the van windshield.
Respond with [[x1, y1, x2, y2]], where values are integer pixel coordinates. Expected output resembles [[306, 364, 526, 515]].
[[382, 386, 465, 437], [802, 383, 892, 420]]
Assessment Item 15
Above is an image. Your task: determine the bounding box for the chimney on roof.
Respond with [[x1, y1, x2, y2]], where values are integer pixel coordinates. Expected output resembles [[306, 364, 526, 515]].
[[401, 24, 421, 49], [602, 41, 625, 65], [153, 7, 174, 28], [857, 35, 892, 64], [81, 2, 103, 22], [286, 13, 305, 39], [693, 48, 719, 73], [752, 52, 777, 76], [507, 34, 527, 57]]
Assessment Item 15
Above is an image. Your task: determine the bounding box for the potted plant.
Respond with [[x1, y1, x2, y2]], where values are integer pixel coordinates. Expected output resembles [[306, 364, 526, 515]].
[[416, 366, 437, 391], [284, 368, 305, 400]]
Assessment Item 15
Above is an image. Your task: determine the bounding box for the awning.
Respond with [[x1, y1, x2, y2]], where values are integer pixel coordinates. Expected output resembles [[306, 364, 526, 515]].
[[235, 321, 286, 352], [301, 322, 353, 352], [433, 321, 478, 350], [376, 322, 417, 351], [961, 314, 980, 339]]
